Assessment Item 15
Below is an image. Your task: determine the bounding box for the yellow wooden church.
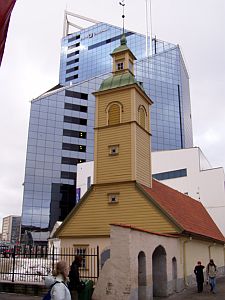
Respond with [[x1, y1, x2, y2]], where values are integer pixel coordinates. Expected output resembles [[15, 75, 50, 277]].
[[54, 33, 225, 268]]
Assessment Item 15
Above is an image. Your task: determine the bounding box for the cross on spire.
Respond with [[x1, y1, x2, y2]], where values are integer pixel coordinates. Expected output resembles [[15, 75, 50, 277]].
[[119, 0, 125, 34]]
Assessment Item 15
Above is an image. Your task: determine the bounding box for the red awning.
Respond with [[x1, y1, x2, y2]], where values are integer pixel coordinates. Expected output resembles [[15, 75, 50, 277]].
[[0, 0, 16, 66]]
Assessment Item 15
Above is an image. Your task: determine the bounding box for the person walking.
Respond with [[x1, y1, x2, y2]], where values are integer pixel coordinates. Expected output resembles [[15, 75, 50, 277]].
[[68, 255, 85, 300], [206, 259, 217, 294], [194, 261, 205, 293], [44, 260, 71, 300]]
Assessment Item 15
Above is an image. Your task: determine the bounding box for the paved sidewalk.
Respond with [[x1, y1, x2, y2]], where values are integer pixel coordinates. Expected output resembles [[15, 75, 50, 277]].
[[1, 276, 225, 299], [167, 276, 225, 300]]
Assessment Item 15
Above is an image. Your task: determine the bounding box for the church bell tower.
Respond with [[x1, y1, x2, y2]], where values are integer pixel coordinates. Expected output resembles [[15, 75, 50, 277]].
[[93, 34, 153, 188]]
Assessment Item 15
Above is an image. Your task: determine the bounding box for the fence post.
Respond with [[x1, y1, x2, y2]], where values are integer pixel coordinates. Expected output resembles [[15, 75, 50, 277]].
[[29, 245, 32, 259], [52, 246, 55, 273], [97, 245, 99, 278], [11, 246, 16, 282]]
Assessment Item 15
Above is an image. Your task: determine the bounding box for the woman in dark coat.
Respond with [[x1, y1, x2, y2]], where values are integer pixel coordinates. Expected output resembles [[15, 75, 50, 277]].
[[68, 255, 84, 300], [194, 261, 205, 293]]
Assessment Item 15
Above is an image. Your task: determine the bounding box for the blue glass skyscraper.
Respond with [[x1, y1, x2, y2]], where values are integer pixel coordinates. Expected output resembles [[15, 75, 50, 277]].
[[21, 20, 193, 243]]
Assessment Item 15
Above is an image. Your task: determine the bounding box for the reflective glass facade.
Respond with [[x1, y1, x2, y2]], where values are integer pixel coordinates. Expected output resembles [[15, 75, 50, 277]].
[[21, 22, 193, 243], [60, 22, 193, 150], [21, 76, 106, 243]]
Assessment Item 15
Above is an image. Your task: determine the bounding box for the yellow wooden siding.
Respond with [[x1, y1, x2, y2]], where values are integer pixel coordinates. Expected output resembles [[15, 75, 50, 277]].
[[96, 89, 132, 127], [95, 124, 132, 184], [136, 126, 152, 187], [108, 104, 120, 125], [58, 182, 178, 238]]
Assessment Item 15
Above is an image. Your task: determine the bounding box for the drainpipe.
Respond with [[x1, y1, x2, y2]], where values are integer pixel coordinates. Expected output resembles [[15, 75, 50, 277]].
[[224, 245, 225, 274], [183, 237, 192, 286], [208, 242, 216, 260]]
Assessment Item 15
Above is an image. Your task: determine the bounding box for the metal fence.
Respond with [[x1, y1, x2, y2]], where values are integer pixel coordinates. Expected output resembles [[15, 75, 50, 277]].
[[0, 245, 99, 284]]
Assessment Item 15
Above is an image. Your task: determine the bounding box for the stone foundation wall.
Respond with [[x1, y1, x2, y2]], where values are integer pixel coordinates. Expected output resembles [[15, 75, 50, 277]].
[[0, 281, 46, 296]]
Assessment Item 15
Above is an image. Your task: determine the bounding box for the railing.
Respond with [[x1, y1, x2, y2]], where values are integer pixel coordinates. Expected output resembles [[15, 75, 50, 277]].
[[0, 245, 99, 284]]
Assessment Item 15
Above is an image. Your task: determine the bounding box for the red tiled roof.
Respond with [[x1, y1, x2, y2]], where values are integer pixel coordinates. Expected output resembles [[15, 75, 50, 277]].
[[140, 180, 225, 243]]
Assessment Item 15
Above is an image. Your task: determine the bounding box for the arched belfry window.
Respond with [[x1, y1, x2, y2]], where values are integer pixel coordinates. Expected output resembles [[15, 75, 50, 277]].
[[107, 102, 122, 126], [138, 105, 147, 129]]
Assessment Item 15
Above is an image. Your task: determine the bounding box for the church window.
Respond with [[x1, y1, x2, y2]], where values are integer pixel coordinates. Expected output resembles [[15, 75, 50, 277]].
[[108, 193, 119, 204], [108, 103, 121, 125], [109, 144, 119, 156], [129, 61, 133, 72], [139, 106, 147, 129], [117, 62, 124, 70]]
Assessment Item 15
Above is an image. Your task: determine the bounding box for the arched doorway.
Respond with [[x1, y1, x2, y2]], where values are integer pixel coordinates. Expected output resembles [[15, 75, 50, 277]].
[[100, 248, 110, 268], [172, 257, 177, 292], [152, 245, 167, 297], [138, 251, 147, 300]]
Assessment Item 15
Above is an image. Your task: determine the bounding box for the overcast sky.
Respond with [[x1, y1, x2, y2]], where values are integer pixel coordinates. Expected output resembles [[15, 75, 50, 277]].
[[0, 0, 224, 232]]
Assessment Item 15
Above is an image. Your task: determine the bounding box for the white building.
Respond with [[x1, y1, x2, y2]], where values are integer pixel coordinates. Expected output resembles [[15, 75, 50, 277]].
[[2, 215, 21, 244], [76, 147, 225, 235], [77, 161, 94, 199], [48, 221, 62, 255]]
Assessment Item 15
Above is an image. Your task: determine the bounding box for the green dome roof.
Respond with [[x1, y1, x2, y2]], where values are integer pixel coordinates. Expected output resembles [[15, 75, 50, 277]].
[[98, 72, 143, 92], [111, 43, 129, 55], [111, 33, 129, 55]]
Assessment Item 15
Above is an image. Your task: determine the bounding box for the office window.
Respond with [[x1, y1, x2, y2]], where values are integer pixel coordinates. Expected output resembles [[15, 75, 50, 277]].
[[65, 90, 88, 100], [64, 102, 87, 113], [68, 35, 80, 43], [64, 116, 87, 126], [61, 157, 86, 165], [62, 143, 86, 152], [63, 129, 86, 139], [87, 176, 91, 189], [66, 74, 78, 82], [66, 66, 79, 74], [66, 58, 79, 66], [152, 168, 187, 181], [67, 51, 79, 58], [68, 42, 80, 50]]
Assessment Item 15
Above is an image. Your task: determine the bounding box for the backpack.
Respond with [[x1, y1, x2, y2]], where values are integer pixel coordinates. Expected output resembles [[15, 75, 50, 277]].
[[42, 281, 59, 300]]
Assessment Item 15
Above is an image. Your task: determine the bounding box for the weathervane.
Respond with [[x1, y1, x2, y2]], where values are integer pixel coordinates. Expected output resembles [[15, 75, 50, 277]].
[[119, 0, 125, 34]]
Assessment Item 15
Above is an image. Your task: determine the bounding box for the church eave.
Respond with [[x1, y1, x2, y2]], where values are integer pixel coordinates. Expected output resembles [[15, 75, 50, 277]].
[[94, 82, 153, 105], [135, 182, 183, 233], [53, 186, 94, 238]]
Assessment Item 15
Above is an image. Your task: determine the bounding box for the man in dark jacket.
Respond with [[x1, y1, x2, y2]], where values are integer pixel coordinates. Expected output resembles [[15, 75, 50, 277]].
[[194, 261, 205, 293], [68, 255, 84, 300]]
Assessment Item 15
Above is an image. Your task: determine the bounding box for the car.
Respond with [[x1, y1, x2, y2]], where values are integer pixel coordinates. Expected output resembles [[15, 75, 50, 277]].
[[0, 245, 10, 257], [0, 245, 9, 253]]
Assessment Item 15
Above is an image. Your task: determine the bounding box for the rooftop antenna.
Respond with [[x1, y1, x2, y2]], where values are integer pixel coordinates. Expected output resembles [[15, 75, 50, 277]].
[[119, 0, 125, 34], [145, 0, 153, 56], [148, 0, 153, 56]]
